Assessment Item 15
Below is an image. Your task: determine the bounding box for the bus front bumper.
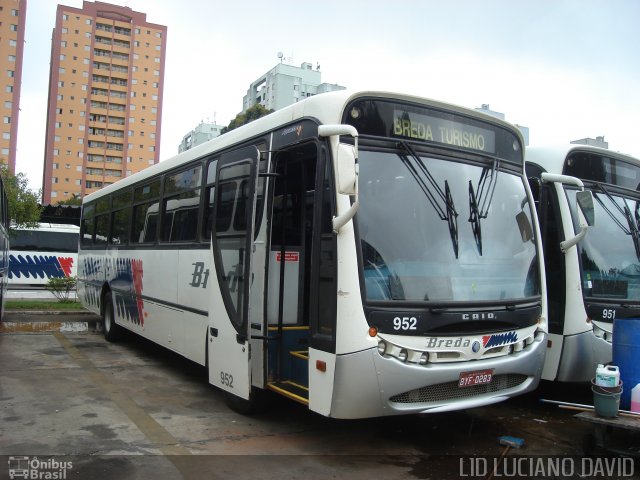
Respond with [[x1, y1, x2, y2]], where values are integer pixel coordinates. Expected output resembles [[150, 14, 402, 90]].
[[328, 331, 547, 419]]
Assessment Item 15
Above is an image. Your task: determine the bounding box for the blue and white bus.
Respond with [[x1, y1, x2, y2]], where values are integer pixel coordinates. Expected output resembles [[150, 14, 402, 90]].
[[8, 223, 79, 288], [78, 90, 548, 417]]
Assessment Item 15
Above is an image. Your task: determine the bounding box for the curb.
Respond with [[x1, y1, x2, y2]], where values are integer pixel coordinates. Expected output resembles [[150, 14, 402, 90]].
[[1, 310, 102, 334]]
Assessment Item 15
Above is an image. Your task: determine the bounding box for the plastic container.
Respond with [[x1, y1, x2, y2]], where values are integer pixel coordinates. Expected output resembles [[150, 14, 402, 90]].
[[612, 319, 640, 410], [591, 377, 622, 394], [595, 364, 620, 388], [592, 386, 622, 418], [632, 383, 640, 413]]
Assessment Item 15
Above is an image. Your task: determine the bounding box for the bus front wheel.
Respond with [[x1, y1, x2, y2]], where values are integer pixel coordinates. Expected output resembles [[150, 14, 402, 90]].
[[102, 291, 123, 342]]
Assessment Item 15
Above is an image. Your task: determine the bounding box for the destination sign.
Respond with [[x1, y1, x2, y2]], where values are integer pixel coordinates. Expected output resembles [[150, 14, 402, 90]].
[[392, 109, 496, 154]]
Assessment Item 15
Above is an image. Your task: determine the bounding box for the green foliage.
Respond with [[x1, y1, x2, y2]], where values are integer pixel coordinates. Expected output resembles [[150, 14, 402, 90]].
[[221, 103, 274, 134], [0, 165, 41, 230], [56, 193, 82, 206], [45, 276, 77, 303], [5, 299, 84, 311]]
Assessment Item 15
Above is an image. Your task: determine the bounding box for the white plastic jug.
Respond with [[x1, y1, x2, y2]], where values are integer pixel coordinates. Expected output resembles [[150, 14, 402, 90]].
[[595, 364, 620, 388], [631, 384, 640, 413]]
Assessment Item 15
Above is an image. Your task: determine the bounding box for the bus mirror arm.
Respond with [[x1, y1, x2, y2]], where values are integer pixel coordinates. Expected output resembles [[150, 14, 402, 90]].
[[542, 174, 595, 252], [560, 225, 587, 253], [318, 124, 360, 233]]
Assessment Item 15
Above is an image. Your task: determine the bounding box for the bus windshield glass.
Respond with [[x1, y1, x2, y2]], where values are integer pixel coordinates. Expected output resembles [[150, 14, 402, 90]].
[[357, 150, 539, 303], [567, 189, 640, 301]]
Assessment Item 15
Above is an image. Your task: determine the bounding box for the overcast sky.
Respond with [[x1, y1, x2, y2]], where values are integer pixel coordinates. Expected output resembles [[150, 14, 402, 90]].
[[15, 0, 640, 191]]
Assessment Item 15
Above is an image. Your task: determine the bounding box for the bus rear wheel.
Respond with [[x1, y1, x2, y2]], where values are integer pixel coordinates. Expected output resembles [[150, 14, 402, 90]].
[[102, 291, 123, 342]]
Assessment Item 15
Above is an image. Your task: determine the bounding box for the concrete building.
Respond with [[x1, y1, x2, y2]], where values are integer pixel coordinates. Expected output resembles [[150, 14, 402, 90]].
[[42, 1, 167, 204], [242, 61, 345, 113], [475, 104, 529, 146], [0, 0, 26, 173], [178, 121, 224, 153], [571, 136, 608, 149]]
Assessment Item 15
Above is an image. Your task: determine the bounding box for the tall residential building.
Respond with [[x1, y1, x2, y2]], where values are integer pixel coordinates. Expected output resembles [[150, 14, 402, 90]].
[[0, 0, 26, 173], [42, 1, 167, 204], [242, 61, 345, 113], [178, 121, 224, 153]]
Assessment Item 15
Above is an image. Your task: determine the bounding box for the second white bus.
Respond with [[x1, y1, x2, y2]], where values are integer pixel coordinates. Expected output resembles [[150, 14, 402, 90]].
[[525, 144, 640, 382]]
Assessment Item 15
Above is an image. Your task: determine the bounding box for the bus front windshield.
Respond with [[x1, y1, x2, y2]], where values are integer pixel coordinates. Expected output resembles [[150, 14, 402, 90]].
[[356, 149, 539, 303], [568, 189, 640, 302]]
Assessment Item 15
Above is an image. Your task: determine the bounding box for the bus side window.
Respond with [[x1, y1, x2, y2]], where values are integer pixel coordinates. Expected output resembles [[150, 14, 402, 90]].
[[161, 165, 202, 243], [203, 186, 215, 240], [132, 181, 160, 243], [202, 158, 218, 241], [94, 214, 109, 245], [132, 202, 158, 243], [81, 203, 95, 246], [111, 208, 130, 245]]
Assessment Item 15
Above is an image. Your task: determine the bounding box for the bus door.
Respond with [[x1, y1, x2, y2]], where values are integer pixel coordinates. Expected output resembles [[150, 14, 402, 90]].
[[208, 146, 262, 400], [265, 142, 321, 403]]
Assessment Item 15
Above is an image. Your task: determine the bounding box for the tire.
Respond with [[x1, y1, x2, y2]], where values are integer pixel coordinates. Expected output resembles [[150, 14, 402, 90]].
[[223, 387, 271, 415], [103, 291, 123, 342]]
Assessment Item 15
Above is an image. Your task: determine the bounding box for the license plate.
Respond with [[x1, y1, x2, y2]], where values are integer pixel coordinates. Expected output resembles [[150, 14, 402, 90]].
[[458, 369, 493, 388]]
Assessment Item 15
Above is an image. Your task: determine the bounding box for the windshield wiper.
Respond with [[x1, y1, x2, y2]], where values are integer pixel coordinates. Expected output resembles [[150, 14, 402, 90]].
[[467, 159, 499, 256], [397, 141, 459, 257], [593, 184, 640, 261]]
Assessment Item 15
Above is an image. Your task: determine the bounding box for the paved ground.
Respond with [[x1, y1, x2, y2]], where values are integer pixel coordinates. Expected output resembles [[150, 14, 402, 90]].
[[1, 312, 639, 479]]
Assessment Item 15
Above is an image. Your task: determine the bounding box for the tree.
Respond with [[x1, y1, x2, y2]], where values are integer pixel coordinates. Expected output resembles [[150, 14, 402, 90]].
[[0, 165, 42, 230], [221, 104, 273, 134], [57, 193, 82, 206]]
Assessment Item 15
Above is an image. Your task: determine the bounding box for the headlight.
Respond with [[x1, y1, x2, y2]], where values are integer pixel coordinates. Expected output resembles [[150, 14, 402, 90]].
[[397, 349, 408, 362]]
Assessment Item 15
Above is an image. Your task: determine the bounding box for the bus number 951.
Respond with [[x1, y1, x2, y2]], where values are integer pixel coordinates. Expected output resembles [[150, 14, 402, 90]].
[[393, 316, 417, 331]]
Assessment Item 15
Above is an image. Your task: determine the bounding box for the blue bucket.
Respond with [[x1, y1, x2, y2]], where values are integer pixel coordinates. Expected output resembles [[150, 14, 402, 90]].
[[612, 318, 640, 410]]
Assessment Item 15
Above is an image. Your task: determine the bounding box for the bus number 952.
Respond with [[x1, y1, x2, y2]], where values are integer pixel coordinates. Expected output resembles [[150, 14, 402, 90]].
[[220, 372, 234, 388], [393, 316, 417, 331]]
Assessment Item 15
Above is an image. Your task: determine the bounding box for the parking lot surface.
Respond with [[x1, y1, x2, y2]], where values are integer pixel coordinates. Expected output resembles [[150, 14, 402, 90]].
[[1, 312, 638, 479]]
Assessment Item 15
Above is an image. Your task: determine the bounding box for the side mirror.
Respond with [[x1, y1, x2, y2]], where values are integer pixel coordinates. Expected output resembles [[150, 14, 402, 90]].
[[576, 190, 595, 227], [336, 143, 357, 195], [560, 190, 596, 252], [318, 124, 360, 232]]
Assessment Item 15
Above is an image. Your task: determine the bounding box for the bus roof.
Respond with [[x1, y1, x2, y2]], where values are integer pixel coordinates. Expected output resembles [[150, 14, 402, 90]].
[[526, 144, 640, 174], [83, 89, 524, 204]]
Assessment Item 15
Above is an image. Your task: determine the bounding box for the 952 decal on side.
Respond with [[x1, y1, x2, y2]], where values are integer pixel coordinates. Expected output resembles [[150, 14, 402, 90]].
[[458, 369, 494, 388]]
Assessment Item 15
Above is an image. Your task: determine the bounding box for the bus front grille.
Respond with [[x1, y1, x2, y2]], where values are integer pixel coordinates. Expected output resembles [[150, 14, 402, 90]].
[[389, 374, 528, 404]]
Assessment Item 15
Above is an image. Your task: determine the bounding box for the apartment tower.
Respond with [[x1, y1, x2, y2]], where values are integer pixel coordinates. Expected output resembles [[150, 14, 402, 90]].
[[42, 1, 167, 204], [0, 0, 26, 173]]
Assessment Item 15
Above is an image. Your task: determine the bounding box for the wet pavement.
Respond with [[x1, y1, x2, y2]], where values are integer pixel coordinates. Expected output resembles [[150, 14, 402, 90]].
[[1, 311, 638, 479]]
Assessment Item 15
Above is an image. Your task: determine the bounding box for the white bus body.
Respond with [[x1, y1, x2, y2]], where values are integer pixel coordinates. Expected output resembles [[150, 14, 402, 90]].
[[526, 144, 639, 382], [78, 90, 547, 418], [8, 223, 79, 287]]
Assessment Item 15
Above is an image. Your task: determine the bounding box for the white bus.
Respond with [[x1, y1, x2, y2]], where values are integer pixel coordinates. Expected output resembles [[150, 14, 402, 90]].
[[525, 144, 639, 382], [78, 90, 549, 418], [8, 223, 79, 287]]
